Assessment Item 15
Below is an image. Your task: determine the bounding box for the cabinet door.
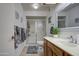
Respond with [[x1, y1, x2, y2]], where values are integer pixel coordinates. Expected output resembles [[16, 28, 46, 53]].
[[53, 45, 63, 56], [47, 47, 53, 56], [53, 53, 57, 56], [44, 39, 53, 56], [44, 39, 47, 56]]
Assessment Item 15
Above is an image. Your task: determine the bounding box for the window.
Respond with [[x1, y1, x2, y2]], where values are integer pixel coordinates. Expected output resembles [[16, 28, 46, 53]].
[[58, 16, 66, 28]]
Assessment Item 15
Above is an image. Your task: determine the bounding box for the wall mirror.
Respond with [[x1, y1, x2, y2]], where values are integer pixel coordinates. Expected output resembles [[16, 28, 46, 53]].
[[57, 3, 79, 28]]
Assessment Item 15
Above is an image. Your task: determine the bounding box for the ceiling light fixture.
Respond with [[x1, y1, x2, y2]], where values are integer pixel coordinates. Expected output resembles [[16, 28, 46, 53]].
[[32, 3, 39, 9]]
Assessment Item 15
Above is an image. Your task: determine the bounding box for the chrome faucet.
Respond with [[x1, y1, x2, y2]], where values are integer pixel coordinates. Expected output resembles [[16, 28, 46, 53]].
[[74, 39, 77, 44], [70, 36, 74, 43], [70, 36, 77, 44]]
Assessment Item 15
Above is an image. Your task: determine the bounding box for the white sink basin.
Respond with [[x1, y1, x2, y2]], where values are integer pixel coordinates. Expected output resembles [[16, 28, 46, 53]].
[[60, 41, 77, 47], [52, 38, 78, 47]]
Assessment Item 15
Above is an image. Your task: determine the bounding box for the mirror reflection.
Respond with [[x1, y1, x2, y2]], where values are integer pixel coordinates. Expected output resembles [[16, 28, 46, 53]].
[[58, 3, 79, 28]]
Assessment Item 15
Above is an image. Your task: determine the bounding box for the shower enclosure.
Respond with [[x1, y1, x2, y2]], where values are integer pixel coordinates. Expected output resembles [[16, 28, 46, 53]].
[[26, 19, 46, 46]]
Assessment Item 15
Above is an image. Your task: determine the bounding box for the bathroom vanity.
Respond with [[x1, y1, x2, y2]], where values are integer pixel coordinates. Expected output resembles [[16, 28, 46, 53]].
[[44, 37, 79, 56]]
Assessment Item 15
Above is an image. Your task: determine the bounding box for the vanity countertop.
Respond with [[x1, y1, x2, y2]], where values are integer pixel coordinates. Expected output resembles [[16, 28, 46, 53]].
[[44, 36, 79, 56]]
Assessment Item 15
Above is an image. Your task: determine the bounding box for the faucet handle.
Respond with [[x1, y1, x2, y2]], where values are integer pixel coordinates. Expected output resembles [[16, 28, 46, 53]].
[[75, 39, 77, 44], [67, 36, 72, 39]]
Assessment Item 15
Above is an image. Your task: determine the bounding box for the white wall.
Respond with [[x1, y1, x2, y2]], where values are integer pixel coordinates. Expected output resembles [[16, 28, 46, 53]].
[[24, 11, 49, 16], [0, 3, 27, 56], [0, 3, 15, 55], [14, 4, 27, 28], [14, 3, 27, 56], [45, 4, 54, 36], [46, 5, 57, 36]]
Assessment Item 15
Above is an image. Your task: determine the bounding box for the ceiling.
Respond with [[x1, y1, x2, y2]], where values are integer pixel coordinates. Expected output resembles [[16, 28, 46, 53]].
[[22, 3, 57, 11], [63, 3, 79, 11]]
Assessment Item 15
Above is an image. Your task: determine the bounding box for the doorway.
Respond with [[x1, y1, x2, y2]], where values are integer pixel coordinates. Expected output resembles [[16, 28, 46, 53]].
[[26, 16, 46, 55], [27, 19, 46, 45]]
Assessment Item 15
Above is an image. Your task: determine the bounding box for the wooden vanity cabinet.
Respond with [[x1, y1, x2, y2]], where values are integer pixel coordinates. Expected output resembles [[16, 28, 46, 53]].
[[63, 51, 72, 56], [44, 39, 72, 56], [47, 47, 53, 56], [44, 39, 53, 56]]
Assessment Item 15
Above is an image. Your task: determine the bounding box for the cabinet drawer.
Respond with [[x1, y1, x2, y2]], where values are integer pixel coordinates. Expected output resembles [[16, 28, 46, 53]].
[[53, 46, 63, 56]]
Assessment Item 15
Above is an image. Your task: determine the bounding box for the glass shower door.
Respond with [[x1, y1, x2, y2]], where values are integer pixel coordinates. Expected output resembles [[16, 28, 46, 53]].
[[27, 20, 37, 45]]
